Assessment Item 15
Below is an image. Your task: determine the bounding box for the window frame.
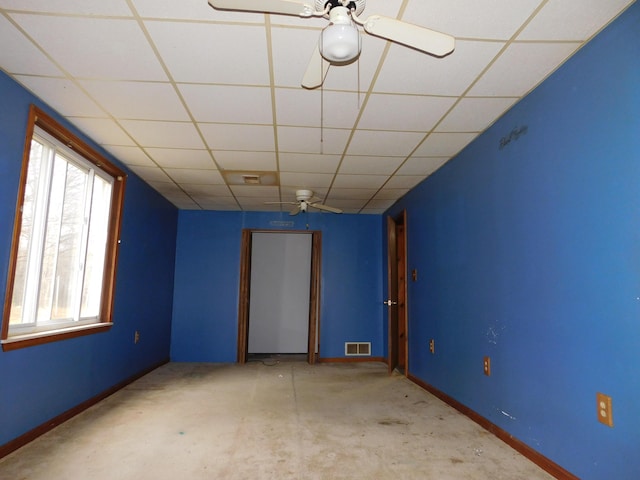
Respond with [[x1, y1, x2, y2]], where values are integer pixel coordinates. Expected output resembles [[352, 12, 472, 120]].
[[1, 105, 126, 351]]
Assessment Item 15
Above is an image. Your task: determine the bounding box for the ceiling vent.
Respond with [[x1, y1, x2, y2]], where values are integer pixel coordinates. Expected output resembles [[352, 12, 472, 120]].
[[222, 171, 279, 186], [242, 175, 261, 185]]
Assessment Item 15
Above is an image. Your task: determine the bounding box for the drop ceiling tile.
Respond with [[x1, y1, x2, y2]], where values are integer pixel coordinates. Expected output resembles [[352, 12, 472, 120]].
[[0, 16, 63, 76], [148, 181, 183, 195], [279, 172, 334, 189], [191, 196, 238, 209], [518, 0, 635, 41], [120, 120, 205, 149], [327, 188, 380, 200], [213, 151, 277, 171], [469, 42, 582, 97], [339, 156, 403, 175], [374, 40, 505, 96], [359, 94, 457, 132], [402, 0, 541, 40], [11, 15, 167, 81], [230, 185, 279, 198], [278, 127, 350, 155], [129, 165, 172, 183], [146, 148, 215, 169], [165, 168, 224, 184], [15, 76, 104, 117], [275, 89, 361, 129], [279, 153, 341, 174], [365, 198, 396, 210], [132, 0, 264, 22], [167, 193, 196, 205], [354, 0, 403, 19], [0, 0, 133, 15], [414, 132, 477, 157], [280, 188, 328, 201], [183, 184, 233, 196], [271, 27, 324, 88], [236, 197, 281, 208], [270, 15, 325, 28], [206, 5, 265, 23], [201, 204, 241, 211], [146, 21, 270, 84], [375, 188, 410, 200], [384, 175, 426, 190], [105, 146, 155, 167], [332, 174, 388, 189], [396, 157, 449, 176], [347, 130, 424, 157], [179, 84, 273, 124], [200, 124, 275, 151], [323, 198, 367, 210], [68, 117, 135, 146], [165, 194, 202, 210], [436, 97, 518, 132], [79, 80, 189, 121], [156, 189, 192, 203]]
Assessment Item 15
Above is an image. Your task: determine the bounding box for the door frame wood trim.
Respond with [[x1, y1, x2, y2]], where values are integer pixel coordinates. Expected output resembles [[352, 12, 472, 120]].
[[399, 211, 409, 373], [386, 216, 399, 374], [237, 229, 321, 364], [237, 230, 252, 364]]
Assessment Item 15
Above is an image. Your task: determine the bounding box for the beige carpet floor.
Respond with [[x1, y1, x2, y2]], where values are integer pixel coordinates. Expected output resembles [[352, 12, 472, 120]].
[[0, 361, 555, 479]]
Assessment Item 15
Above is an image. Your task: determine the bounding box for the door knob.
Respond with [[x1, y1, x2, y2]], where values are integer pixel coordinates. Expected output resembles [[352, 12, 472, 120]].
[[383, 300, 398, 306]]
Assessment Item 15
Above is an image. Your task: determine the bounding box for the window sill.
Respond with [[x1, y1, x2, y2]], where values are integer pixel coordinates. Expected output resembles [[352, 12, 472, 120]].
[[1, 322, 113, 351]]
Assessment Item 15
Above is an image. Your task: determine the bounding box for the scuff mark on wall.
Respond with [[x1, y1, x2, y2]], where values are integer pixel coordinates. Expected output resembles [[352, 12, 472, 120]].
[[499, 409, 517, 421], [485, 321, 506, 345], [486, 327, 499, 344]]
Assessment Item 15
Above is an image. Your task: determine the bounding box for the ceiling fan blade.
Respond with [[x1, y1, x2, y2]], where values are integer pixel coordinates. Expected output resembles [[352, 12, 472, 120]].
[[208, 0, 315, 16], [265, 201, 296, 205], [361, 15, 455, 57], [310, 203, 343, 214], [289, 205, 302, 216], [301, 45, 330, 89]]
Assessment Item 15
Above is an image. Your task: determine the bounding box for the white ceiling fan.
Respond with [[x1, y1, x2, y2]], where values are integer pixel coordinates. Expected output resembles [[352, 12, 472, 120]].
[[208, 0, 455, 89], [266, 189, 343, 215]]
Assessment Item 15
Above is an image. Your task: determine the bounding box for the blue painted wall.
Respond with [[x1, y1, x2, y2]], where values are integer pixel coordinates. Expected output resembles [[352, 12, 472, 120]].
[[385, 4, 639, 479], [0, 72, 179, 447], [171, 211, 383, 362]]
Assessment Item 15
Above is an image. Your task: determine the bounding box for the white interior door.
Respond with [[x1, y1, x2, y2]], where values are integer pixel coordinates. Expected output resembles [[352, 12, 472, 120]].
[[248, 232, 312, 354]]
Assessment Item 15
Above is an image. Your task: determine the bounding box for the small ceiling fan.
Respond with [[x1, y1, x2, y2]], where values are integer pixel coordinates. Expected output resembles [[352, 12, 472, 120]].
[[266, 189, 343, 215], [208, 0, 455, 88]]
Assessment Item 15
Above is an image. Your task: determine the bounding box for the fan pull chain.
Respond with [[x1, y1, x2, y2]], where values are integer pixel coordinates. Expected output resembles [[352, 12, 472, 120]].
[[320, 73, 324, 154]]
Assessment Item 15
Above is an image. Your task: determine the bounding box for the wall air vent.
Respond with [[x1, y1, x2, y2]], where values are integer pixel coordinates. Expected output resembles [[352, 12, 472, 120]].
[[345, 342, 371, 356]]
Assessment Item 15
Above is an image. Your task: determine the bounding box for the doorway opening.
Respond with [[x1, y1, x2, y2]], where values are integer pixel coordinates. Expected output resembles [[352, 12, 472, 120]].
[[237, 229, 322, 365], [387, 210, 408, 375]]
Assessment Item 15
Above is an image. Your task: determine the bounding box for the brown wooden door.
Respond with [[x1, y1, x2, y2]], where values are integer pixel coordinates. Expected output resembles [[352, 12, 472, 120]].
[[387, 211, 408, 375]]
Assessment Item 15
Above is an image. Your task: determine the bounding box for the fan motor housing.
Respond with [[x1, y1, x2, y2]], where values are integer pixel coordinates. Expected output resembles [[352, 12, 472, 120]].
[[295, 189, 314, 202], [316, 0, 365, 16]]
